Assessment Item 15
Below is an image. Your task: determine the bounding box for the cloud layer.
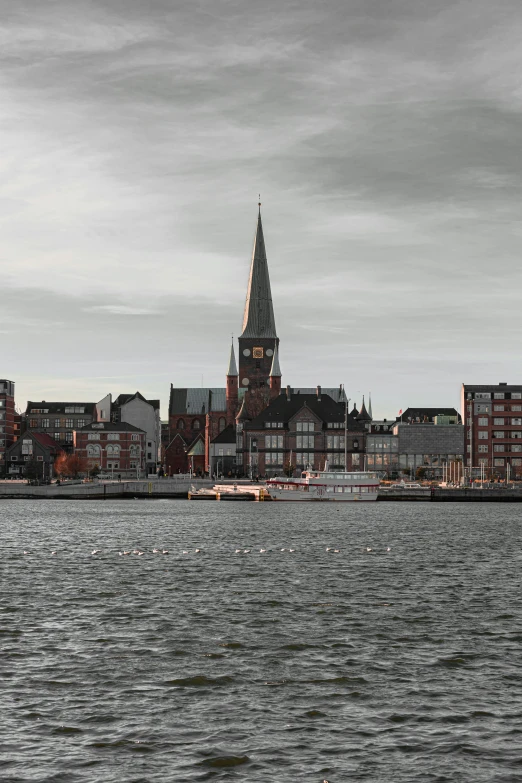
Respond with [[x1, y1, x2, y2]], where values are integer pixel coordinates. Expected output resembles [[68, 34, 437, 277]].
[[2, 0, 522, 416]]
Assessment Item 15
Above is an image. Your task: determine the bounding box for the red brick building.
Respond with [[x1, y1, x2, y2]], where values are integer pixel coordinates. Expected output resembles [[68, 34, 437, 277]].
[[0, 380, 16, 477], [461, 382, 522, 479], [75, 421, 146, 477], [236, 387, 367, 477]]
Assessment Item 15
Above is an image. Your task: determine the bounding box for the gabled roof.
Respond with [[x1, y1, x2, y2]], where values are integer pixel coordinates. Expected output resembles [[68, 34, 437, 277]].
[[246, 393, 350, 429], [187, 436, 205, 456], [113, 392, 160, 410], [212, 424, 236, 444], [240, 207, 277, 339], [169, 386, 226, 415], [32, 432, 60, 450]]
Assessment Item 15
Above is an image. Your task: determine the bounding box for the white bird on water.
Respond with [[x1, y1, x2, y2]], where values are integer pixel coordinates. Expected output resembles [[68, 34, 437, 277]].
[[387, 547, 391, 552], [182, 550, 189, 554], [195, 549, 201, 554], [23, 551, 29, 555], [333, 549, 340, 553], [289, 549, 296, 553], [152, 548, 160, 553], [326, 547, 333, 552], [162, 550, 169, 554], [259, 549, 266, 553], [51, 551, 56, 556], [91, 550, 101, 555], [243, 549, 251, 554], [235, 549, 242, 554], [366, 547, 372, 553]]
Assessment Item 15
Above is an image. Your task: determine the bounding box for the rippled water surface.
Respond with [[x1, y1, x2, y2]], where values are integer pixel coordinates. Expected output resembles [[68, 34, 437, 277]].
[[2, 500, 522, 782]]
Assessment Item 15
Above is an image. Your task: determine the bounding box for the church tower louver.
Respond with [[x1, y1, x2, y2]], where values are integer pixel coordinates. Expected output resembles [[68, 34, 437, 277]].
[[238, 204, 279, 417]]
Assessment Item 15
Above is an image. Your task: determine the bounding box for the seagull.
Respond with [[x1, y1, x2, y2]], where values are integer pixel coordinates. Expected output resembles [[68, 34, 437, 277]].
[[137, 551, 144, 556], [386, 547, 391, 552], [195, 549, 201, 553], [280, 548, 286, 552], [182, 550, 189, 554], [243, 549, 251, 554], [91, 550, 101, 555], [23, 551, 29, 555], [122, 551, 131, 555], [259, 549, 266, 553], [326, 547, 333, 552], [333, 549, 340, 553], [162, 550, 169, 554], [235, 549, 242, 553], [366, 547, 372, 552], [133, 549, 141, 554], [289, 549, 296, 553], [152, 548, 160, 553], [51, 551, 56, 556]]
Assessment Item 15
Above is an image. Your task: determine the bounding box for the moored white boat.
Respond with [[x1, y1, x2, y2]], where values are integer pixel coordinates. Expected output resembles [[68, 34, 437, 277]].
[[265, 468, 379, 502]]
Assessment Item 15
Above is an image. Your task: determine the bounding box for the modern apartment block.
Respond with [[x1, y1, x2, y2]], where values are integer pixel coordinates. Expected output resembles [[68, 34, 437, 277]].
[[0, 379, 16, 476], [461, 383, 522, 478]]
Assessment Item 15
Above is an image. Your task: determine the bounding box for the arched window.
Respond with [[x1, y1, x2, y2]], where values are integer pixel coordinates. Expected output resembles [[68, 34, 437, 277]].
[[218, 417, 226, 432], [193, 420, 200, 430], [177, 419, 185, 429], [87, 444, 101, 457], [106, 444, 121, 456], [130, 444, 140, 457]]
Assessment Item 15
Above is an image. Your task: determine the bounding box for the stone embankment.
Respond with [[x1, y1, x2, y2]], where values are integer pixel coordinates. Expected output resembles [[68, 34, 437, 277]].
[[0, 478, 214, 500]]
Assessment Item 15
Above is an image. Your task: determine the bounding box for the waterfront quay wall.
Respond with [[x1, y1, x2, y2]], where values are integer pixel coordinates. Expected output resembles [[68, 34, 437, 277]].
[[0, 478, 214, 500]]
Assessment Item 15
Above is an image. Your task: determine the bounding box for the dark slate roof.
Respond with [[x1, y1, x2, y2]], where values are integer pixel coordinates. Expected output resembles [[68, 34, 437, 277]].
[[398, 407, 461, 423], [212, 424, 236, 444], [246, 393, 360, 429], [32, 432, 60, 449], [113, 392, 160, 410], [463, 384, 522, 393], [169, 386, 227, 415], [240, 208, 277, 339], [79, 422, 145, 433], [25, 401, 96, 415], [357, 397, 371, 422]]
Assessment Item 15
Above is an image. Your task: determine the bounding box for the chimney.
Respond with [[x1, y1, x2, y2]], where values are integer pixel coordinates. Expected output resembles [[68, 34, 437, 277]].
[[316, 385, 321, 401], [286, 385, 291, 401]]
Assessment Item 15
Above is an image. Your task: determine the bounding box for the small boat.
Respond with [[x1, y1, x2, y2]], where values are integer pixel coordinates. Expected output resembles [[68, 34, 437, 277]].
[[265, 468, 379, 502]]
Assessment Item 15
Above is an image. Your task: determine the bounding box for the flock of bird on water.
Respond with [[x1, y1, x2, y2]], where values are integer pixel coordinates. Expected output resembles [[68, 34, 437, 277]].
[[20, 546, 391, 556]]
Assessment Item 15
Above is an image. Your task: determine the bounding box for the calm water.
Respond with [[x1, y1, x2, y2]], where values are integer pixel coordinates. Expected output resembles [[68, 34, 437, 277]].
[[1, 500, 522, 782]]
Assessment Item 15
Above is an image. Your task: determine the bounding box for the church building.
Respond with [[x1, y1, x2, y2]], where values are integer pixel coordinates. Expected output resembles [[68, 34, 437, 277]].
[[166, 205, 353, 476]]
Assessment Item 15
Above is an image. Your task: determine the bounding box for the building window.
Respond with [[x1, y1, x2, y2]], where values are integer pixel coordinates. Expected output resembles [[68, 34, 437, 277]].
[[64, 419, 73, 428], [493, 418, 505, 425], [511, 418, 522, 426], [29, 419, 38, 428], [296, 421, 315, 432], [511, 432, 522, 439], [478, 457, 488, 465], [511, 444, 522, 453], [219, 417, 226, 432], [512, 393, 522, 400], [264, 421, 284, 428], [41, 419, 49, 428], [131, 434, 140, 441], [494, 405, 505, 411], [493, 431, 505, 438], [478, 417, 488, 426], [265, 435, 284, 449], [107, 433, 120, 441], [77, 419, 86, 428], [478, 432, 488, 440], [177, 419, 185, 429], [87, 445, 101, 457], [494, 393, 505, 399], [512, 458, 522, 466], [21, 439, 33, 455], [296, 435, 315, 448], [475, 404, 491, 413], [326, 435, 345, 449], [494, 458, 504, 466], [478, 445, 488, 453], [65, 432, 73, 442], [88, 433, 101, 441], [475, 393, 491, 400], [493, 445, 504, 452], [54, 432, 61, 441], [265, 452, 284, 465], [193, 420, 200, 430]]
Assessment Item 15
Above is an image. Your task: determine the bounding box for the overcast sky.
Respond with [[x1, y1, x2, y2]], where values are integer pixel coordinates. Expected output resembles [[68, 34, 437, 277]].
[[2, 0, 522, 418]]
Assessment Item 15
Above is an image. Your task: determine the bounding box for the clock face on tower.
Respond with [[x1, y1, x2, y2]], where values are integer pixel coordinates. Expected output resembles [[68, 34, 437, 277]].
[[243, 349, 250, 356], [253, 347, 263, 358]]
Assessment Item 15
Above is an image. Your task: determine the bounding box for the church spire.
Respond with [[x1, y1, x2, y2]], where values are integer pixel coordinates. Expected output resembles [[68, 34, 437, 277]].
[[269, 345, 281, 377], [240, 205, 277, 339], [368, 392, 372, 420], [227, 340, 238, 377]]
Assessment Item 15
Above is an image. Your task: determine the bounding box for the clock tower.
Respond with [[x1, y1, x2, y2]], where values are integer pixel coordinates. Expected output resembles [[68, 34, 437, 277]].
[[238, 204, 280, 417]]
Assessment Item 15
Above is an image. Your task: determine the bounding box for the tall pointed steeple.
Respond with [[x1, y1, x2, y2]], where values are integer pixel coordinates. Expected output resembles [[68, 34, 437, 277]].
[[240, 205, 277, 339], [269, 345, 281, 377], [227, 341, 238, 377], [368, 392, 373, 420]]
